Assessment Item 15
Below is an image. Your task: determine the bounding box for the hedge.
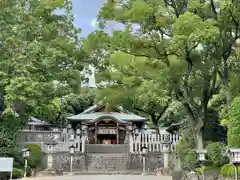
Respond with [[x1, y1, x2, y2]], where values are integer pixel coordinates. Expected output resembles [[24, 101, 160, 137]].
[[27, 144, 44, 169], [12, 168, 23, 179]]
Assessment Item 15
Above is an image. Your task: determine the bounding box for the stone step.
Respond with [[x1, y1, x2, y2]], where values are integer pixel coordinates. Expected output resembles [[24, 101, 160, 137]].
[[87, 153, 128, 171]]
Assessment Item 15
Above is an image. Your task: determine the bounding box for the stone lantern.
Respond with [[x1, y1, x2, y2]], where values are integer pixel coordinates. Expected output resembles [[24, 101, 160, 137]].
[[69, 144, 75, 175], [161, 134, 171, 169], [141, 146, 148, 175], [196, 149, 207, 180], [22, 148, 30, 178]]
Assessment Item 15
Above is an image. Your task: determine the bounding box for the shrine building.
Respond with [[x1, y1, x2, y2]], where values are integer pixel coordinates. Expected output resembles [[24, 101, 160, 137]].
[[67, 103, 147, 145]]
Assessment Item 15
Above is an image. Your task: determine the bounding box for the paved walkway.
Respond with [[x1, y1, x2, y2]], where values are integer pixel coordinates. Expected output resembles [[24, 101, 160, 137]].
[[23, 175, 172, 180]]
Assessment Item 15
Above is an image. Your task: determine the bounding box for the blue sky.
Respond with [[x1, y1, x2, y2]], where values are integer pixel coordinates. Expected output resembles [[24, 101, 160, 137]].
[[71, 0, 105, 37], [71, 0, 127, 37]]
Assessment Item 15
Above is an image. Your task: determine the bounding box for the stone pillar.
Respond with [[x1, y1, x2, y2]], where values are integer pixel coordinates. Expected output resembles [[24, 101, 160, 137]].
[[124, 129, 129, 144], [76, 135, 81, 151], [162, 144, 170, 168], [62, 128, 67, 142], [161, 133, 171, 169], [46, 145, 54, 170], [81, 136, 86, 153], [129, 133, 134, 153], [126, 124, 134, 153], [174, 154, 181, 170], [47, 153, 53, 169]]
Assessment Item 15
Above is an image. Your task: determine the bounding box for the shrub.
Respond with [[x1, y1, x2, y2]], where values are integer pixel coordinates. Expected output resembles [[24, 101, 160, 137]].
[[220, 164, 240, 178], [0, 168, 23, 179], [12, 168, 23, 179], [206, 142, 228, 167], [184, 149, 198, 170], [27, 144, 44, 169], [176, 128, 198, 170]]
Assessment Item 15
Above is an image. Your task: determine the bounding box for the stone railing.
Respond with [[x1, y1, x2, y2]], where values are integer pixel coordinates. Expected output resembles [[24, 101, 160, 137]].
[[18, 130, 62, 143], [41, 139, 85, 153], [132, 133, 181, 153]]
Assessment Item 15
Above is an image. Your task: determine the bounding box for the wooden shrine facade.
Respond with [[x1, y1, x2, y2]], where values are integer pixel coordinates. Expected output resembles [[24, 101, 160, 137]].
[[84, 116, 128, 144], [67, 104, 146, 145]]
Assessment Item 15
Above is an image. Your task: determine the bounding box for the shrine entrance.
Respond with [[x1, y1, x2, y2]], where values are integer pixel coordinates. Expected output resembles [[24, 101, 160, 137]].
[[93, 118, 123, 144], [84, 116, 128, 144], [96, 122, 119, 144], [97, 134, 117, 144]]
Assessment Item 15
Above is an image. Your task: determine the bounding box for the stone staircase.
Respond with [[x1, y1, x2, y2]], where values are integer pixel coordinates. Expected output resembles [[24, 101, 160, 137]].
[[87, 153, 129, 171], [85, 144, 129, 171]]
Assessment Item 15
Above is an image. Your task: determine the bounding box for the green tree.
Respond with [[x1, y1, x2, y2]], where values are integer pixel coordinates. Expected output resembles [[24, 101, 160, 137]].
[[33, 87, 96, 126], [27, 144, 44, 173], [85, 0, 240, 150], [95, 52, 173, 132], [227, 96, 240, 147], [0, 0, 86, 167], [0, 0, 84, 126]]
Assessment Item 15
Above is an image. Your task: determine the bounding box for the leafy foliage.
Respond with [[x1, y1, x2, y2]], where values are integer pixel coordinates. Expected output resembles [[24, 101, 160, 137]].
[[32, 87, 96, 126], [94, 52, 173, 131], [27, 144, 44, 169], [206, 142, 228, 167], [0, 0, 84, 124], [220, 164, 240, 178], [12, 168, 24, 179], [85, 0, 240, 150], [0, 0, 86, 171], [176, 127, 198, 170], [227, 96, 240, 147]]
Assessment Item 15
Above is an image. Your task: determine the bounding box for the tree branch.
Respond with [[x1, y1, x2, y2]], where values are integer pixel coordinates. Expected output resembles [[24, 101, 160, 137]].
[[156, 104, 169, 121], [210, 0, 217, 19], [134, 106, 152, 115]]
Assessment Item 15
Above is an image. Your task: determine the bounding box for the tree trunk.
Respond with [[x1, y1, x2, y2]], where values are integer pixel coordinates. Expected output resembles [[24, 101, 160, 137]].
[[196, 129, 204, 150], [196, 117, 204, 150], [222, 58, 231, 106], [155, 126, 160, 135], [222, 76, 232, 106]]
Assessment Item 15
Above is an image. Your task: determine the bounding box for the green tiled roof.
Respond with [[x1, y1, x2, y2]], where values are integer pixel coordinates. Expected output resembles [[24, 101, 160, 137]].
[[67, 112, 146, 122]]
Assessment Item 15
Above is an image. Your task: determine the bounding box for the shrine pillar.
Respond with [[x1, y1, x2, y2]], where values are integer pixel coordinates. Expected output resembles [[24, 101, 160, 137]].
[[126, 124, 134, 153]]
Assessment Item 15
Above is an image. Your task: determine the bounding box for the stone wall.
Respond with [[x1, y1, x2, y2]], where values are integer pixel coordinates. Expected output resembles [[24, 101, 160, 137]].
[[47, 151, 167, 172], [19, 130, 61, 143], [127, 153, 163, 171], [50, 152, 86, 171]]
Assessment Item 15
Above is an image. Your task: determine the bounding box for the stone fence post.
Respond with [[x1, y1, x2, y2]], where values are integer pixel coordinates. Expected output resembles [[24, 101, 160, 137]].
[[162, 144, 170, 169], [161, 134, 171, 169]]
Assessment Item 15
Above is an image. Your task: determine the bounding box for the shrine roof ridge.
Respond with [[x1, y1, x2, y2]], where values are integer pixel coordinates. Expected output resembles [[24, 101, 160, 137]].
[[67, 112, 147, 122], [28, 116, 50, 125], [81, 103, 128, 114]]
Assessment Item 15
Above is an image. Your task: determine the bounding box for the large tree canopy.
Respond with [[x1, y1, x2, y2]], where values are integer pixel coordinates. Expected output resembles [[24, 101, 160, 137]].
[[84, 0, 240, 149], [0, 1, 87, 169], [0, 0, 85, 128]]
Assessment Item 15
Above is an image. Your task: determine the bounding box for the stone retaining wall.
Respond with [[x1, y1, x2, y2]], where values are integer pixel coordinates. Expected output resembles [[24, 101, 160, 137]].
[[47, 151, 167, 172]]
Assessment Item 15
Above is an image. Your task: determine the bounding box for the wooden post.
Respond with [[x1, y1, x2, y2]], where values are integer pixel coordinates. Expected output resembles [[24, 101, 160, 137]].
[[94, 123, 97, 144], [117, 123, 119, 144]]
